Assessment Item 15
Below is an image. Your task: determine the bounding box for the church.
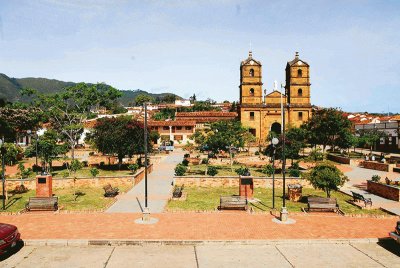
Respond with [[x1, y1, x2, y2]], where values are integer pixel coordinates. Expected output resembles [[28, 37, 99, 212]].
[[238, 51, 312, 144]]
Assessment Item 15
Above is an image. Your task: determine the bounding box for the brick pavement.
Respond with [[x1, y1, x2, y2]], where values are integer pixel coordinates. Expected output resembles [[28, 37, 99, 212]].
[[0, 212, 397, 240]]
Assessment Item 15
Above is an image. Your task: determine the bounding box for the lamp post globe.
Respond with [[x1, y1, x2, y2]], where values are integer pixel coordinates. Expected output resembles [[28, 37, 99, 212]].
[[272, 137, 279, 146]]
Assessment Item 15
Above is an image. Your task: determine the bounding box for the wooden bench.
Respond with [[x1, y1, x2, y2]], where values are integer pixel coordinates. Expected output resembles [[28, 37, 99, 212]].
[[103, 184, 119, 197], [219, 196, 248, 211], [351, 191, 372, 207], [307, 197, 338, 213], [172, 186, 183, 198], [25, 197, 58, 211]]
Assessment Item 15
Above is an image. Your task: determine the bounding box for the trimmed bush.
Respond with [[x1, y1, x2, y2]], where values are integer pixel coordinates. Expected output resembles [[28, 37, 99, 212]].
[[262, 164, 274, 176], [175, 164, 187, 176], [235, 166, 250, 176], [207, 166, 218, 176], [201, 158, 209, 164], [182, 158, 189, 166], [289, 168, 301, 177], [128, 164, 139, 174], [90, 167, 99, 177]]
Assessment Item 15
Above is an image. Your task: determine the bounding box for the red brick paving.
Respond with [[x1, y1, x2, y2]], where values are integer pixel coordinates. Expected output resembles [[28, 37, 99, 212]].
[[0, 212, 397, 240]]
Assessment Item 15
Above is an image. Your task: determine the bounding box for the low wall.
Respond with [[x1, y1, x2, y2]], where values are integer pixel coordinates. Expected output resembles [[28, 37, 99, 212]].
[[360, 161, 390, 172], [367, 180, 400, 201], [3, 164, 153, 191], [327, 154, 350, 165], [174, 176, 311, 188]]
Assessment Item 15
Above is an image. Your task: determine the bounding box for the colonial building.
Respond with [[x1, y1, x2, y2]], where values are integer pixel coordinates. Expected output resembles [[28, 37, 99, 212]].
[[238, 51, 312, 143]]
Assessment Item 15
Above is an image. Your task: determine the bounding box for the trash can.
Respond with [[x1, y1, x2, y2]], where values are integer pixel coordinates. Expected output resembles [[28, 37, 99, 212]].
[[287, 184, 302, 202]]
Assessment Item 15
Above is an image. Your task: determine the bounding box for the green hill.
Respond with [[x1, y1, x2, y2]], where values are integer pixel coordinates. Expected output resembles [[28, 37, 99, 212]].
[[0, 73, 181, 106]]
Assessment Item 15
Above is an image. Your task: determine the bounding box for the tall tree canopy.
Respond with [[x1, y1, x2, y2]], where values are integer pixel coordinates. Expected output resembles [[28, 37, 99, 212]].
[[303, 108, 352, 152], [87, 116, 152, 168], [0, 107, 43, 141], [23, 83, 121, 160]]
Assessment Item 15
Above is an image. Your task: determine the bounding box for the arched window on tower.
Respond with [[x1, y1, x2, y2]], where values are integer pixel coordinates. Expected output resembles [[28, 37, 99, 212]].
[[297, 69, 302, 77], [250, 88, 254, 96], [249, 69, 254, 77], [298, 88, 303, 96]]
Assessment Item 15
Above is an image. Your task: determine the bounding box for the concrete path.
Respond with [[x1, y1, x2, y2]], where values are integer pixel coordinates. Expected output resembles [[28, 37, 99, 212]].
[[106, 150, 184, 213], [2, 241, 400, 268], [342, 166, 400, 215]]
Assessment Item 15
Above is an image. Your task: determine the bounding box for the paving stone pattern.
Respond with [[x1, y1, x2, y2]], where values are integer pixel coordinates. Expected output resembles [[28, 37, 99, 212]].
[[2, 242, 400, 268]]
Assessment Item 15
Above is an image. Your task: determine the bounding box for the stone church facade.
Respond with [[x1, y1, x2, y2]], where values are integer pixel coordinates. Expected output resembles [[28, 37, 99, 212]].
[[238, 51, 312, 144]]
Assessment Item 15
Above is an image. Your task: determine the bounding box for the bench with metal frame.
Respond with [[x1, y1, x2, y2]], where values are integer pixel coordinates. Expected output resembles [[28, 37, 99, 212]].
[[350, 191, 372, 207]]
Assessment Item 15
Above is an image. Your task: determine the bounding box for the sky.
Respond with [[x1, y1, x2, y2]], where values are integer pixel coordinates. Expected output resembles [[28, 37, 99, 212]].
[[0, 0, 399, 113]]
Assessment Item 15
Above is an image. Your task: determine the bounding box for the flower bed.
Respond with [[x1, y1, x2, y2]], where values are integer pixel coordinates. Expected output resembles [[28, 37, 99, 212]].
[[327, 154, 350, 164], [360, 161, 389, 172]]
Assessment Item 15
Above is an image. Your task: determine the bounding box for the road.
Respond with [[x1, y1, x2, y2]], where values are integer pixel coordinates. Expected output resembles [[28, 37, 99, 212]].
[[1, 240, 399, 268]]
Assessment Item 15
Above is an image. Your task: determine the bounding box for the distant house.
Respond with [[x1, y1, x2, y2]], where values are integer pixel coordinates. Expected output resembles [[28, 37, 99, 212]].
[[148, 120, 196, 145], [174, 99, 191, 107], [354, 116, 400, 152]]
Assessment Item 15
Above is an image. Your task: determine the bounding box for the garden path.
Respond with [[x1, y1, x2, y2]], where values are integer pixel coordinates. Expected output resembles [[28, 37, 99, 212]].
[[106, 149, 184, 213], [341, 166, 400, 215]]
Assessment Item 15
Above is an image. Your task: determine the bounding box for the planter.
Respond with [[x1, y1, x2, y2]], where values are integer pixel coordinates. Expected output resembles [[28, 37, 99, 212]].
[[367, 180, 400, 201], [360, 161, 389, 172], [188, 158, 200, 165], [327, 154, 350, 164]]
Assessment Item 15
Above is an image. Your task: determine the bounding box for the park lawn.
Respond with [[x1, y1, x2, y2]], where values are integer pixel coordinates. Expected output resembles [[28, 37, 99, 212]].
[[1, 184, 132, 212], [167, 187, 389, 216], [186, 164, 267, 177], [51, 168, 133, 178]]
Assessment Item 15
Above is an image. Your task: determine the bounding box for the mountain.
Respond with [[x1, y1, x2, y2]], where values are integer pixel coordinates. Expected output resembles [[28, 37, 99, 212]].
[[0, 73, 181, 106]]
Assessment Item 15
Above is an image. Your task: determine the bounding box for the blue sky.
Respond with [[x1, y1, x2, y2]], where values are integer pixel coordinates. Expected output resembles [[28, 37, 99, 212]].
[[0, 0, 399, 113]]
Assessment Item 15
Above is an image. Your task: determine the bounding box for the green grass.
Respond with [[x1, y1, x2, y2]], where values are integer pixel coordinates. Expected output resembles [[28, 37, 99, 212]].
[[1, 184, 132, 212], [51, 168, 132, 178], [186, 164, 271, 177], [167, 187, 389, 216]]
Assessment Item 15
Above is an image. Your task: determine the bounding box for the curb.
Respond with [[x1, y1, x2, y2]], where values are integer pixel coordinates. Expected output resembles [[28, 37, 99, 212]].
[[23, 238, 390, 247]]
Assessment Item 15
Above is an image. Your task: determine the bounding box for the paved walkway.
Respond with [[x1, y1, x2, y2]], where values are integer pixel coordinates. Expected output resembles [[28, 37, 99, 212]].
[[0, 212, 397, 240], [106, 150, 184, 213], [342, 166, 400, 215], [3, 242, 400, 268]]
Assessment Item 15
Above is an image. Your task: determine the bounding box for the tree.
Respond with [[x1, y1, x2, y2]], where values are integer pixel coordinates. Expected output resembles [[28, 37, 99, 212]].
[[242, 131, 256, 155], [152, 108, 175, 121], [161, 94, 176, 103], [25, 130, 68, 172], [358, 129, 386, 153], [134, 94, 154, 106], [303, 108, 352, 153], [193, 120, 247, 170], [189, 94, 196, 103], [68, 159, 83, 201], [304, 162, 348, 197], [23, 83, 121, 160], [87, 116, 151, 168], [0, 107, 43, 142]]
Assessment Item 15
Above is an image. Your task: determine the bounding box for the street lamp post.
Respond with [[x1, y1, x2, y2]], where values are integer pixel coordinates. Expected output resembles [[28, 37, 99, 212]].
[[280, 83, 288, 222], [144, 102, 148, 210], [0, 137, 6, 210], [271, 137, 279, 209]]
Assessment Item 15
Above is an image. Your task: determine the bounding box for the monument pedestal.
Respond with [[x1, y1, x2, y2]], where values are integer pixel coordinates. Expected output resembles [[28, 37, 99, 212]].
[[239, 176, 254, 199], [35, 175, 53, 197]]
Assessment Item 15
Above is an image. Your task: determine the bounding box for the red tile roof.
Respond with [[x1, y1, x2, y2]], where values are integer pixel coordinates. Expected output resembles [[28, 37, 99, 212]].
[[148, 120, 196, 127]]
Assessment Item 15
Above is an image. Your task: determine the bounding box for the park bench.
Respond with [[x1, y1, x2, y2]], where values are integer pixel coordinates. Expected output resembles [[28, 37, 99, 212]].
[[25, 197, 58, 211], [219, 195, 248, 211], [103, 184, 119, 197], [307, 197, 338, 213], [350, 191, 372, 207], [172, 186, 183, 198]]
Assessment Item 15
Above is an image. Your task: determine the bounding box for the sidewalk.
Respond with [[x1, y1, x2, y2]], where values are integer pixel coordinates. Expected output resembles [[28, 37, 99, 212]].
[[0, 212, 397, 241], [342, 166, 400, 215], [106, 150, 184, 213]]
